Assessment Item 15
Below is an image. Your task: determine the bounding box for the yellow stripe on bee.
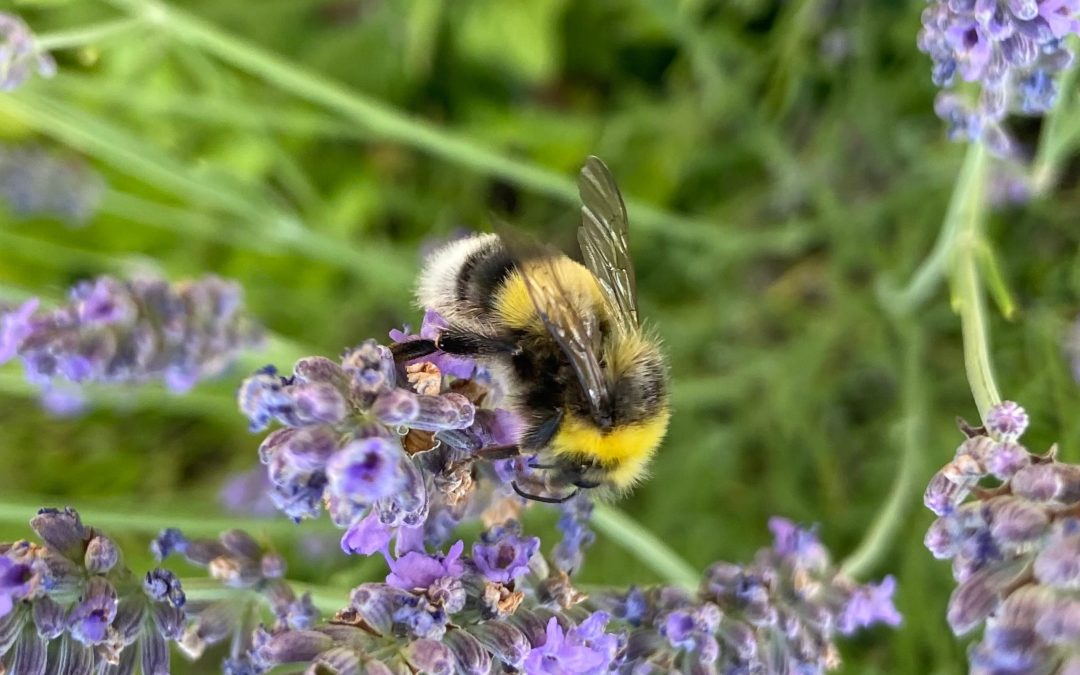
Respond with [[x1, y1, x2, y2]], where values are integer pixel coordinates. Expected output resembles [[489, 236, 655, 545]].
[[494, 257, 603, 330], [551, 409, 671, 490]]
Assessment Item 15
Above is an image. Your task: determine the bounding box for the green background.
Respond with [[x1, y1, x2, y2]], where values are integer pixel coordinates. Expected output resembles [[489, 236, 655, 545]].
[[3, 1, 1080, 672]]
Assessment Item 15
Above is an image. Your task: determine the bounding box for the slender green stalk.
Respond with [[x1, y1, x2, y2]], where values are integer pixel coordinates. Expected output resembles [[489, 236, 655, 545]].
[[181, 577, 344, 616], [0, 497, 335, 538], [35, 17, 145, 51], [882, 144, 989, 315], [592, 503, 699, 591], [953, 238, 1002, 421], [100, 0, 810, 256], [840, 324, 925, 579]]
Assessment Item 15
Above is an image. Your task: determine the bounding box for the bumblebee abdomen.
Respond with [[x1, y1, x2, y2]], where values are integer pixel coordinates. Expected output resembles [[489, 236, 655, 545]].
[[551, 410, 671, 491], [417, 234, 515, 326]]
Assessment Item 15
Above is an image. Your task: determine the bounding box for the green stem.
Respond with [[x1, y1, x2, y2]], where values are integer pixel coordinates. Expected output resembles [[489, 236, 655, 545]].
[[0, 497, 335, 538], [100, 0, 806, 255], [882, 143, 989, 315], [592, 504, 698, 591], [35, 17, 145, 51], [840, 324, 925, 579], [946, 144, 1000, 422], [181, 577, 344, 616], [1032, 52, 1080, 193]]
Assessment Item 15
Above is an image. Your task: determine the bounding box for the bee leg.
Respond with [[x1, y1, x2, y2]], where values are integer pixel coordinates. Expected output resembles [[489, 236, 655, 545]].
[[521, 409, 564, 449], [511, 481, 579, 504], [473, 444, 521, 461], [572, 479, 601, 489], [435, 329, 520, 356], [390, 339, 439, 362]]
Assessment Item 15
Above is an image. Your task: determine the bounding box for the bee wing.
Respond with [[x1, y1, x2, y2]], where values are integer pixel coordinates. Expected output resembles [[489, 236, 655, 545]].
[[577, 156, 638, 333], [516, 255, 612, 423]]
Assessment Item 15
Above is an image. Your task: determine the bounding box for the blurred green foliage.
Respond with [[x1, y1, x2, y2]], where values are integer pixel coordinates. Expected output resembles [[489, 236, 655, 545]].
[[4, 0, 1080, 672]]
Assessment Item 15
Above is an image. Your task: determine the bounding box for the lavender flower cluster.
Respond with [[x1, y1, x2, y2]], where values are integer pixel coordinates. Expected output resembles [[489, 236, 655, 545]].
[[237, 310, 594, 574], [0, 145, 106, 226], [151, 528, 317, 674], [0, 274, 263, 410], [918, 0, 1080, 154], [0, 12, 55, 92], [925, 401, 1080, 673], [253, 518, 899, 674], [0, 508, 185, 674]]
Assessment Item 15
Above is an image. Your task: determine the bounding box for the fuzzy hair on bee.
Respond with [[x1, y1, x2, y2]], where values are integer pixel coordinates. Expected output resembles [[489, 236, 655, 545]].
[[394, 157, 670, 501]]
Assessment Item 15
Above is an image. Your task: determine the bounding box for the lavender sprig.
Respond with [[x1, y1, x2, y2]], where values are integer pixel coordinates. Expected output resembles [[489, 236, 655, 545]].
[[151, 528, 317, 674], [0, 145, 106, 226], [0, 13, 55, 92], [923, 400, 1080, 673], [237, 312, 590, 570], [919, 0, 1080, 155], [0, 507, 185, 674], [0, 274, 263, 409], [252, 519, 899, 674]]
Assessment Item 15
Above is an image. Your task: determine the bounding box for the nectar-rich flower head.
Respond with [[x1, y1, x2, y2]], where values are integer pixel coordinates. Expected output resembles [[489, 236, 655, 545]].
[[236, 322, 594, 575], [918, 0, 1080, 154], [0, 507, 185, 673], [0, 274, 263, 410], [924, 401, 1080, 672]]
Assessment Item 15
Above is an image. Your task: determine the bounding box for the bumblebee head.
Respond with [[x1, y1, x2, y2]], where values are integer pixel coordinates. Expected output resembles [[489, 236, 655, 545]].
[[550, 331, 670, 493]]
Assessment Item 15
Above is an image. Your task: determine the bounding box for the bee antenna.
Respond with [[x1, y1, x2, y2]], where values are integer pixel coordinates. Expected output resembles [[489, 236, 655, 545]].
[[511, 481, 579, 504]]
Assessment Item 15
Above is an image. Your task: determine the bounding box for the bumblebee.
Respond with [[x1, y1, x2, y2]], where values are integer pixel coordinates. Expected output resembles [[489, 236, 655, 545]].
[[393, 157, 670, 502]]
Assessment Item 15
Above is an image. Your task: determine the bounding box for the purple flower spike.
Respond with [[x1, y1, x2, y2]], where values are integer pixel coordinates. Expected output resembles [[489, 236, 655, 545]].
[[327, 437, 407, 505], [0, 298, 38, 363], [472, 525, 540, 584], [386, 541, 465, 591]]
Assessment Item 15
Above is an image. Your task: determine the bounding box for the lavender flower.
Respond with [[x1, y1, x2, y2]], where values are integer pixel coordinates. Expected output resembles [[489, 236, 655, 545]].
[[587, 517, 900, 673], [253, 518, 897, 674], [152, 527, 317, 670], [0, 274, 262, 406], [923, 401, 1080, 673], [918, 0, 1080, 154], [238, 333, 550, 562], [0, 507, 185, 674], [0, 145, 105, 225], [0, 13, 55, 91]]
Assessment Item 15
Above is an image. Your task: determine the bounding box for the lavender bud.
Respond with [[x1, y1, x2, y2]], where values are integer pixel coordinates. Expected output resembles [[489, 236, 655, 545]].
[[253, 629, 333, 666], [406, 637, 456, 675], [1012, 463, 1066, 501], [327, 437, 407, 505], [292, 356, 347, 386], [947, 561, 1026, 635], [985, 441, 1030, 479], [30, 596, 64, 639], [445, 628, 493, 675], [67, 576, 118, 645], [1035, 596, 1080, 644], [342, 340, 395, 401], [468, 621, 531, 668], [1033, 525, 1080, 588], [373, 389, 475, 431], [986, 401, 1029, 440], [30, 507, 87, 560], [472, 527, 540, 584], [985, 497, 1050, 547], [84, 535, 119, 574]]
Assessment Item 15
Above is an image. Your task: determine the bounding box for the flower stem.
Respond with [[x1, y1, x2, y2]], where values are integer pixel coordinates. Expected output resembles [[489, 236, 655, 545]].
[[592, 504, 699, 591], [946, 144, 1001, 422], [0, 497, 335, 538], [840, 324, 925, 579], [881, 143, 989, 315], [1032, 56, 1080, 193], [35, 17, 145, 51], [98, 0, 807, 256], [181, 577, 344, 616]]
